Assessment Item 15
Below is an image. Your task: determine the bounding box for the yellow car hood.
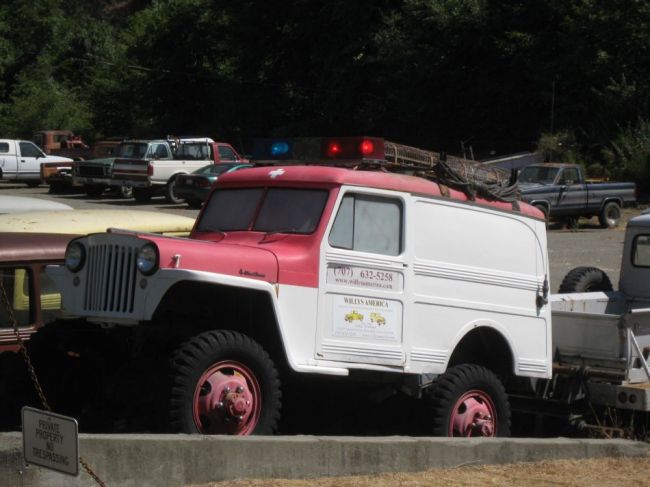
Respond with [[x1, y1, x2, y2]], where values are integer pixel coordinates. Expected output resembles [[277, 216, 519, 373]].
[[0, 209, 195, 236]]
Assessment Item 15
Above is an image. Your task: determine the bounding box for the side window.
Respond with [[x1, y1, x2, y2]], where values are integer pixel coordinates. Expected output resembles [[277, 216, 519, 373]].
[[633, 235, 650, 267], [559, 168, 579, 185], [19, 142, 42, 158], [0, 267, 31, 328], [218, 146, 236, 161], [329, 194, 402, 256], [0, 142, 9, 153]]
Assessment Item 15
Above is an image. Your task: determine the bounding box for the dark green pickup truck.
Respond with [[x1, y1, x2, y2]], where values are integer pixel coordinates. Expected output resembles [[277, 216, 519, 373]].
[[518, 163, 636, 228]]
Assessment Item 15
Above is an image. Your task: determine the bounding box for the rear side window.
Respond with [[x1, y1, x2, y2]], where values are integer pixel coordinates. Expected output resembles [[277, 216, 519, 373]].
[[0, 143, 9, 153], [329, 194, 403, 256], [632, 235, 650, 267], [218, 146, 236, 161]]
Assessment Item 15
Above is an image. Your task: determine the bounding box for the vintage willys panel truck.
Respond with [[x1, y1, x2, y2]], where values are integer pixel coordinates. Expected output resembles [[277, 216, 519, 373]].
[[41, 137, 650, 437]]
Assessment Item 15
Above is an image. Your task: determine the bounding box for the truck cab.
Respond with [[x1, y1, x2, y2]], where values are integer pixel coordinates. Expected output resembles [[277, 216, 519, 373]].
[[518, 163, 635, 227]]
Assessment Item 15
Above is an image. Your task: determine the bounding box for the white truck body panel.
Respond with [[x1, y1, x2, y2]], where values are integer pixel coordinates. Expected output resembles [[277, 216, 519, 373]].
[[315, 186, 551, 378]]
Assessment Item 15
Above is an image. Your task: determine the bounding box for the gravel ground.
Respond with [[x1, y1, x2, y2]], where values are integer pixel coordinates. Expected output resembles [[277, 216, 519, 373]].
[[187, 457, 650, 487]]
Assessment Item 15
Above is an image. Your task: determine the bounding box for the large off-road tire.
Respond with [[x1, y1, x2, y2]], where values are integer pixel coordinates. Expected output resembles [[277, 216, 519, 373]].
[[599, 201, 621, 228], [133, 188, 152, 203], [428, 364, 511, 437], [165, 177, 184, 204], [169, 330, 281, 435], [558, 266, 613, 293]]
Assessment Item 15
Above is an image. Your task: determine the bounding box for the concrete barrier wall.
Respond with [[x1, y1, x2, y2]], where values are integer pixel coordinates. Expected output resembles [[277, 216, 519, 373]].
[[1, 432, 647, 487]]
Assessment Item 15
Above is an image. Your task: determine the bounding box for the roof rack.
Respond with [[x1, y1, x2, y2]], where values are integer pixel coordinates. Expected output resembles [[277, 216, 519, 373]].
[[252, 136, 519, 202]]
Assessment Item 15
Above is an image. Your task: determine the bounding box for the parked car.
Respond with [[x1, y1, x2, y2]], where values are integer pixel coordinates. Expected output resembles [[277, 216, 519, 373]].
[[175, 163, 252, 208], [518, 163, 636, 228]]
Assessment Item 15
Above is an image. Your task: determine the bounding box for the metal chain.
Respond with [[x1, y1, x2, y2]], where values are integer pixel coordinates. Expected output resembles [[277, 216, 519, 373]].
[[0, 279, 107, 487]]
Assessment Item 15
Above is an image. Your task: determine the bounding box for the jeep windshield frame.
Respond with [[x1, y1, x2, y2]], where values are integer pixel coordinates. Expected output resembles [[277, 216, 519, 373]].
[[197, 187, 330, 235]]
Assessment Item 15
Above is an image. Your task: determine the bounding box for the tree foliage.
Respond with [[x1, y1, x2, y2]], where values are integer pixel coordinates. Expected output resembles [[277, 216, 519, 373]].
[[0, 0, 649, 183]]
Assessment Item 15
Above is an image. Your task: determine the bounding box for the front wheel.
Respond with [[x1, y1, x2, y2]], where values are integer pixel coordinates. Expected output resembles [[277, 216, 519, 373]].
[[169, 330, 281, 435], [428, 364, 511, 437], [599, 201, 621, 228]]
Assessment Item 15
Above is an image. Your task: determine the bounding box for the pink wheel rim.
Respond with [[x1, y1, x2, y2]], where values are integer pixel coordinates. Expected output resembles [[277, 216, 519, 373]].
[[192, 360, 262, 435], [449, 389, 497, 437]]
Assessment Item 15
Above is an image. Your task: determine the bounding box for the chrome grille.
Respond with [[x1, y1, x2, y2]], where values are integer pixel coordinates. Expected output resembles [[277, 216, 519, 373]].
[[83, 243, 138, 313]]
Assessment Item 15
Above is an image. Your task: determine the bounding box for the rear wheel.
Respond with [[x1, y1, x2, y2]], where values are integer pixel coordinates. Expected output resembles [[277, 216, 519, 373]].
[[118, 185, 133, 199], [428, 364, 510, 437], [133, 188, 152, 203], [169, 330, 281, 435], [165, 177, 184, 204], [558, 266, 613, 293], [599, 201, 621, 228]]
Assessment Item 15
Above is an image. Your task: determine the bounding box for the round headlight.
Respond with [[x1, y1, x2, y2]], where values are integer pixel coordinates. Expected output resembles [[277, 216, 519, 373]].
[[65, 242, 86, 272], [137, 243, 158, 275]]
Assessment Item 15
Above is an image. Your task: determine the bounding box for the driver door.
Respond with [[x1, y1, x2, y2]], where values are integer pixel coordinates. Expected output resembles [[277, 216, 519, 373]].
[[316, 187, 410, 367]]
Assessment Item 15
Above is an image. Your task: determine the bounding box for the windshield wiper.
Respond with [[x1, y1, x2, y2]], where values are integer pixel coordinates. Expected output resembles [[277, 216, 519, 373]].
[[258, 228, 302, 243]]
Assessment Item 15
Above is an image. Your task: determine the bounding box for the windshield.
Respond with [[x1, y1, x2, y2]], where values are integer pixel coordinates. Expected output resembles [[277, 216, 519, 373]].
[[117, 143, 149, 158], [518, 166, 560, 185], [197, 188, 329, 234]]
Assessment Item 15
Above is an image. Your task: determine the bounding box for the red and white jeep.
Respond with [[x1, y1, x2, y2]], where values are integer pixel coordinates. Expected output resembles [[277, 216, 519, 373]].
[[48, 137, 549, 436]]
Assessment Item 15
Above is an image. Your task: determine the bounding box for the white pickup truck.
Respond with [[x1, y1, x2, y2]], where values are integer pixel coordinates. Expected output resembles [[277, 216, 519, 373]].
[[111, 138, 247, 203], [0, 139, 73, 186]]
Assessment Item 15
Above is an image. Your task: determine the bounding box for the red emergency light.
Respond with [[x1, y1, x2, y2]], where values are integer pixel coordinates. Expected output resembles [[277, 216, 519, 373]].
[[321, 137, 385, 162]]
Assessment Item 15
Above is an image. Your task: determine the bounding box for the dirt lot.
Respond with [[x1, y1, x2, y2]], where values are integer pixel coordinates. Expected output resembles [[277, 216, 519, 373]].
[[188, 457, 650, 487]]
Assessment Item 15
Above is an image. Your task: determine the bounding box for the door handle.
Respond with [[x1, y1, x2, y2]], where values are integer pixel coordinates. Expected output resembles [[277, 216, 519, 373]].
[[20, 159, 25, 162]]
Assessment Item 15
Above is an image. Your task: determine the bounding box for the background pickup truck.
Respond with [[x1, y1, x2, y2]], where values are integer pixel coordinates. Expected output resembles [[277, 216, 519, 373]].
[[0, 139, 73, 186], [111, 138, 247, 203], [518, 163, 636, 228]]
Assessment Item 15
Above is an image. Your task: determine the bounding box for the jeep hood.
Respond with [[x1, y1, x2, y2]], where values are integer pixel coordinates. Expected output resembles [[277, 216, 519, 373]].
[[145, 234, 279, 282]]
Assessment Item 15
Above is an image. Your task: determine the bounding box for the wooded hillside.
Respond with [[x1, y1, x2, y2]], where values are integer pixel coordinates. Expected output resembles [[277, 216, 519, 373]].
[[1, 0, 649, 186]]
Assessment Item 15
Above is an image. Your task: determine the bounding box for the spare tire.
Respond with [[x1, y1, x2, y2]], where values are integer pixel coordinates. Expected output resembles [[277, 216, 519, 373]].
[[558, 266, 613, 293]]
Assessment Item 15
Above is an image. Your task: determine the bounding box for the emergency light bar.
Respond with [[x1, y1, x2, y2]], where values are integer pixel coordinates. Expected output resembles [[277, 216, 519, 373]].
[[251, 136, 517, 202], [252, 136, 445, 170]]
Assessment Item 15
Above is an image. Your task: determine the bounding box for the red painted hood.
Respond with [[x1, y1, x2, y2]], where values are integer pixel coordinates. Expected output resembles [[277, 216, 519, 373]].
[[144, 235, 279, 283]]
